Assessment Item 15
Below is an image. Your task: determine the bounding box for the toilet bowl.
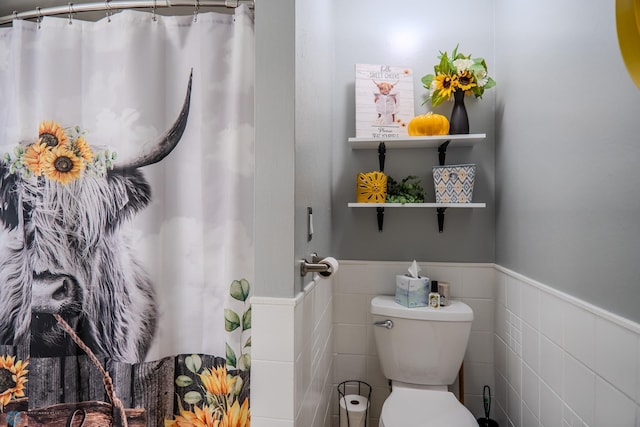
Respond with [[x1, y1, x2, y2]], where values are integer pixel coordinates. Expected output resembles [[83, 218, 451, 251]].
[[379, 385, 477, 426], [371, 295, 476, 427]]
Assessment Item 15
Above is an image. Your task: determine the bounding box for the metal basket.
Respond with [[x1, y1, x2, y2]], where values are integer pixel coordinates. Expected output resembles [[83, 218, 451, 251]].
[[337, 380, 371, 427]]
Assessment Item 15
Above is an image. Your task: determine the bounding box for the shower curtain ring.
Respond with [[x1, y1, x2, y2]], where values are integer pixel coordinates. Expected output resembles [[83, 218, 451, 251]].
[[152, 0, 157, 22], [105, 0, 112, 22], [36, 7, 42, 28], [193, 0, 200, 22], [68, 2, 74, 25]]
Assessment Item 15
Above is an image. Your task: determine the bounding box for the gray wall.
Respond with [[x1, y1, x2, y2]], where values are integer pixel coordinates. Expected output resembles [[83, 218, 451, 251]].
[[330, 0, 496, 262], [494, 0, 640, 322], [294, 0, 334, 294], [255, 0, 296, 297], [255, 0, 335, 297]]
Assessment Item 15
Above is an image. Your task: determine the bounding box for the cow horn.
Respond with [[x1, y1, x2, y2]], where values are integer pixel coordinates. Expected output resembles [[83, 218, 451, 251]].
[[115, 71, 192, 170]]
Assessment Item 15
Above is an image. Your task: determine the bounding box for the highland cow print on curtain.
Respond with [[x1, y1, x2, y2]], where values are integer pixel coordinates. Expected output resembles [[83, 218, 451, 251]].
[[0, 6, 254, 426]]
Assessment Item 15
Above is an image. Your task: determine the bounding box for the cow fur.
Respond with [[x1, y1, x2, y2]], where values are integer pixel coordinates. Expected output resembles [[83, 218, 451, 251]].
[[0, 74, 191, 363], [0, 163, 158, 362]]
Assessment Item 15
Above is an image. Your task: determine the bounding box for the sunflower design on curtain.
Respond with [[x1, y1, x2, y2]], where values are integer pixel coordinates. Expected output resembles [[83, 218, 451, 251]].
[[0, 356, 28, 411]]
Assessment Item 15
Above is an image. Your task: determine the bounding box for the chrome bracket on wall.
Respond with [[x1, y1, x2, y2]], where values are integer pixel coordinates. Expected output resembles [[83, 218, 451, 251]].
[[300, 253, 335, 277]]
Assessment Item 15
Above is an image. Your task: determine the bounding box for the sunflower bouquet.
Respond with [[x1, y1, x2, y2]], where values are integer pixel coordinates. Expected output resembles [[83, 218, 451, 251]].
[[421, 45, 495, 107], [3, 120, 117, 185]]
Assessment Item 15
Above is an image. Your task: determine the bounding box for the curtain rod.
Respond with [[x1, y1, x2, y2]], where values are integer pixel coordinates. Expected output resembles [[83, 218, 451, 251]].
[[0, 0, 254, 26]]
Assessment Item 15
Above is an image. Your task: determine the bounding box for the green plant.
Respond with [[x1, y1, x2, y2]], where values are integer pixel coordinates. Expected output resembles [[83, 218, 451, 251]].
[[386, 175, 425, 203]]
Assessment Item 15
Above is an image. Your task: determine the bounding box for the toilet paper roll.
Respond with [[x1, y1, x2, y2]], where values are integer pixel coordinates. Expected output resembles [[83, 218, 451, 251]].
[[339, 394, 369, 427], [318, 256, 339, 278]]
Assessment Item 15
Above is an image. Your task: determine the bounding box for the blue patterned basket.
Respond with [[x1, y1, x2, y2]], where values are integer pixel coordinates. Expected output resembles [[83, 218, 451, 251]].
[[433, 164, 476, 203]]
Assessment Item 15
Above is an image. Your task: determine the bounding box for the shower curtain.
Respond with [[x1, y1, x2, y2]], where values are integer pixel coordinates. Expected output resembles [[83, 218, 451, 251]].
[[0, 6, 253, 426]]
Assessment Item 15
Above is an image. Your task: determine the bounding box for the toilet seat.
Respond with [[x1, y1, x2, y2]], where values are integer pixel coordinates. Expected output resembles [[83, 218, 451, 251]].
[[380, 388, 477, 427]]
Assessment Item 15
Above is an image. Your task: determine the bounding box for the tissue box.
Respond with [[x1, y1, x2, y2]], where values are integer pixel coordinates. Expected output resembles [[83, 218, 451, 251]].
[[395, 275, 429, 307], [433, 164, 476, 203]]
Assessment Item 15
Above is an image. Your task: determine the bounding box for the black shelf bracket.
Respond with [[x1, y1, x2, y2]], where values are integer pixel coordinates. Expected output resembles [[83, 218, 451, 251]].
[[377, 142, 386, 171], [437, 140, 452, 166], [436, 139, 452, 231], [373, 143, 386, 231], [376, 207, 385, 232], [437, 207, 447, 233]]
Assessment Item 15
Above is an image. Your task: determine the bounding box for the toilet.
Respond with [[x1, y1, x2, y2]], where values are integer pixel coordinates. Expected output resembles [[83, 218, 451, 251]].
[[371, 295, 477, 427]]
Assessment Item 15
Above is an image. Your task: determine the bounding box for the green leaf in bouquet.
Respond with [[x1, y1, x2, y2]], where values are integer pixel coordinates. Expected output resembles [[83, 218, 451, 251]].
[[421, 74, 435, 88], [469, 62, 486, 74], [431, 91, 446, 107], [451, 44, 459, 59], [438, 53, 452, 75], [483, 77, 496, 90]]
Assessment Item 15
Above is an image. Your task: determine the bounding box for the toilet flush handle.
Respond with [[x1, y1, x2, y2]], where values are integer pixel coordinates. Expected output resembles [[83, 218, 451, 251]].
[[374, 320, 393, 329]]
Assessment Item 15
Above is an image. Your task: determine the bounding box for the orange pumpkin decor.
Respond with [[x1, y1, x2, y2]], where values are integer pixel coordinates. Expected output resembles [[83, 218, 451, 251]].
[[356, 171, 387, 203], [407, 112, 450, 136]]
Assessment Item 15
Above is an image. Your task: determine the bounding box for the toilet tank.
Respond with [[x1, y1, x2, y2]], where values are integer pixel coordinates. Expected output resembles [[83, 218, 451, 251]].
[[371, 295, 473, 386]]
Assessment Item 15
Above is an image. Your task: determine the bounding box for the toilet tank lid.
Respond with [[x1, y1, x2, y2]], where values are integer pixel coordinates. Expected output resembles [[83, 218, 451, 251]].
[[371, 296, 473, 321]]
